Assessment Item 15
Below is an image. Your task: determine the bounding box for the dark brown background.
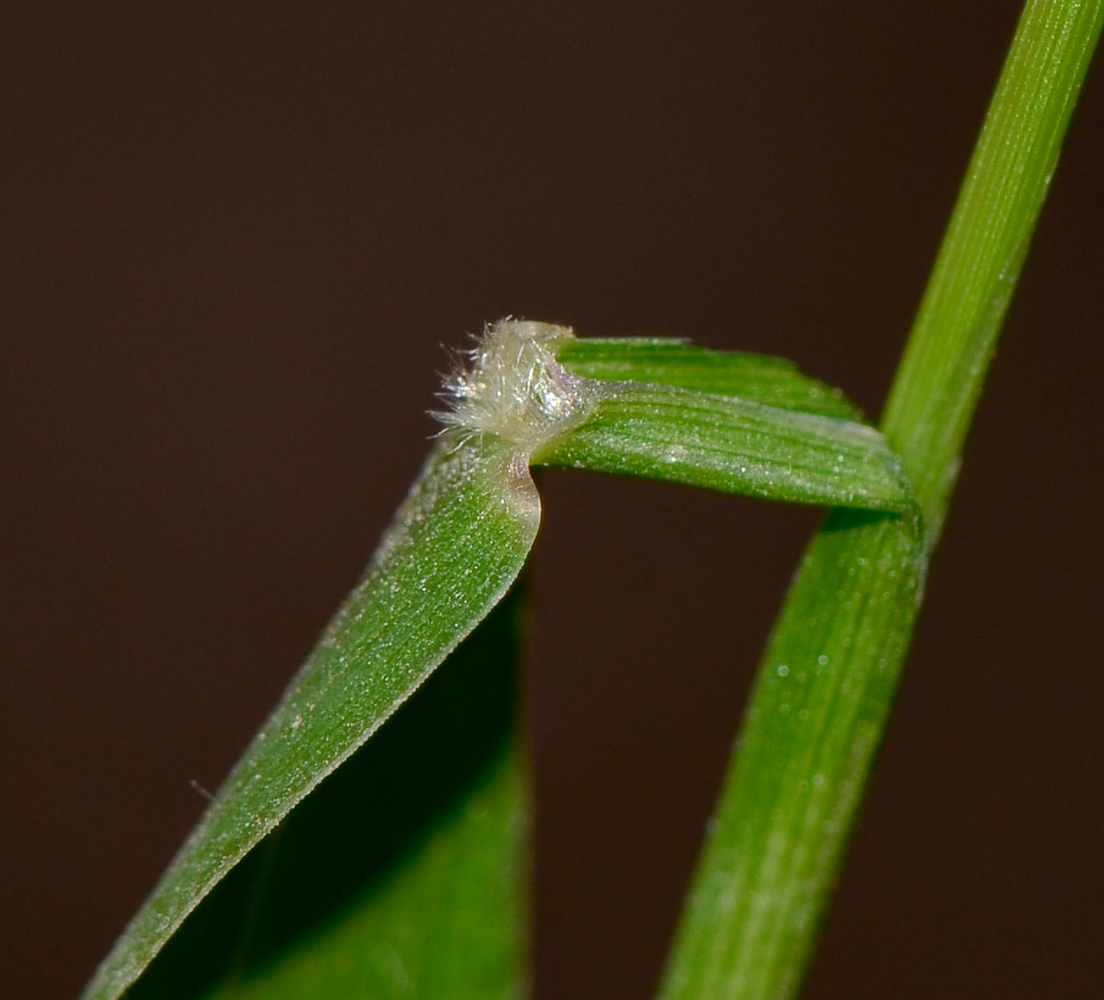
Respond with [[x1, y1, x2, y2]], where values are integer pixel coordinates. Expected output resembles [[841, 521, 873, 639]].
[[3, 2, 1102, 998]]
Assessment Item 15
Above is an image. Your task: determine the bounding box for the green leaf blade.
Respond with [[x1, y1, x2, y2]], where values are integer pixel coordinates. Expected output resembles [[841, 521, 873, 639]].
[[125, 589, 530, 1000], [81, 436, 539, 1000], [556, 338, 862, 419], [533, 384, 911, 512]]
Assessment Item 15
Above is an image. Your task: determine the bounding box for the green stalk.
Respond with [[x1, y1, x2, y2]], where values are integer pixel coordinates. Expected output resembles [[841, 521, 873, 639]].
[[658, 3, 1104, 999], [882, 0, 1104, 529]]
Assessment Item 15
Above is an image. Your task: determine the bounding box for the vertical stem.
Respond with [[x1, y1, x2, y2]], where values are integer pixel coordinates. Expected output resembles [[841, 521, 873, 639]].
[[659, 3, 1103, 998], [882, 0, 1104, 535]]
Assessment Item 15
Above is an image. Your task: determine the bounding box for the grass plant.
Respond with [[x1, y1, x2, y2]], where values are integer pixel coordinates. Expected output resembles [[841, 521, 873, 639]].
[[81, 2, 1102, 998]]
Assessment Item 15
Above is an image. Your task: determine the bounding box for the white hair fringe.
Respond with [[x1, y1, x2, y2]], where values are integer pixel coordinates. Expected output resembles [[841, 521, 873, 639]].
[[436, 319, 600, 452]]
